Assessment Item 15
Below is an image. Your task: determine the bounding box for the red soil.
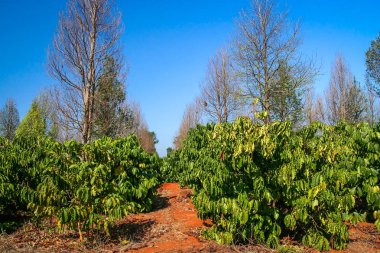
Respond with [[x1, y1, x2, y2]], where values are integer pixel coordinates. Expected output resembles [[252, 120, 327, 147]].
[[125, 182, 216, 252], [334, 222, 380, 253]]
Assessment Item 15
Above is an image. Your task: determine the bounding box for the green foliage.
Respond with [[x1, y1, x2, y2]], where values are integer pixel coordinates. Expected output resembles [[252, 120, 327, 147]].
[[167, 117, 380, 250], [0, 135, 159, 236], [35, 91, 60, 140], [93, 56, 131, 139], [345, 79, 368, 124], [15, 101, 46, 138], [278, 245, 304, 253], [161, 149, 181, 183], [270, 60, 304, 124], [366, 32, 380, 96], [0, 135, 47, 214]]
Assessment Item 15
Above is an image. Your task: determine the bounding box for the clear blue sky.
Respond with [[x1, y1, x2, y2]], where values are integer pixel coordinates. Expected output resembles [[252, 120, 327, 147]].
[[0, 0, 379, 156]]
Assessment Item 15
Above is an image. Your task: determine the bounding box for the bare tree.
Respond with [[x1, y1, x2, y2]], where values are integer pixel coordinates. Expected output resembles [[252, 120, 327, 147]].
[[128, 101, 143, 136], [127, 102, 157, 154], [366, 87, 379, 126], [0, 98, 20, 140], [304, 89, 315, 125], [234, 0, 316, 124], [326, 55, 349, 123], [138, 123, 158, 155], [174, 99, 202, 150], [48, 0, 122, 143], [201, 50, 241, 123], [326, 55, 367, 124], [304, 89, 326, 125], [314, 96, 326, 123]]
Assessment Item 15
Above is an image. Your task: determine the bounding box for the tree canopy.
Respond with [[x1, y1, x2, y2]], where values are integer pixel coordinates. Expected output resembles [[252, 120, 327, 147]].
[[366, 32, 380, 96]]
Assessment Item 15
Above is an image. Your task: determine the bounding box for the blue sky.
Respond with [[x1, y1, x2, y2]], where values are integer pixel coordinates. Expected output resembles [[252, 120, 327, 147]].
[[0, 0, 379, 156]]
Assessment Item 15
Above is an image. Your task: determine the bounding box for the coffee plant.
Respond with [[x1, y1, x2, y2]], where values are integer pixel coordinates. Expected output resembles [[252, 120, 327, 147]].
[[167, 117, 380, 250], [0, 135, 160, 238]]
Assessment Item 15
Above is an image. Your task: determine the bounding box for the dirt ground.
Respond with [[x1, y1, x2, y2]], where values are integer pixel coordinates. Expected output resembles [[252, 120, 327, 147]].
[[0, 183, 379, 253], [112, 182, 220, 252]]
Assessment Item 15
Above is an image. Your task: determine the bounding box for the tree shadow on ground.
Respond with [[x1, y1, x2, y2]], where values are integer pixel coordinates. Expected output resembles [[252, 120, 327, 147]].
[[151, 194, 171, 211], [0, 212, 30, 234], [111, 219, 156, 243]]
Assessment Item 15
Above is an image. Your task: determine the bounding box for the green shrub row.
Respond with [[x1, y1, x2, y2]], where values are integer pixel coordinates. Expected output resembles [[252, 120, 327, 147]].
[[0, 135, 160, 236], [164, 118, 380, 250]]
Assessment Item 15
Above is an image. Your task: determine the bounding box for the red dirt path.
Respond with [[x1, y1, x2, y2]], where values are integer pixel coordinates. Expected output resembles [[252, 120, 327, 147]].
[[124, 182, 217, 252]]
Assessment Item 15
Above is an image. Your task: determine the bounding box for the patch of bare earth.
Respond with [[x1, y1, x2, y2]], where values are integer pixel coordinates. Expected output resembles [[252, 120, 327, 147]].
[[0, 183, 378, 252], [118, 182, 219, 252], [334, 222, 380, 253]]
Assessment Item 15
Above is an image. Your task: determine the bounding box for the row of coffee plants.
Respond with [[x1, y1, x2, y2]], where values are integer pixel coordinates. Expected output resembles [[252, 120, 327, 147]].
[[164, 117, 380, 250], [0, 135, 160, 237]]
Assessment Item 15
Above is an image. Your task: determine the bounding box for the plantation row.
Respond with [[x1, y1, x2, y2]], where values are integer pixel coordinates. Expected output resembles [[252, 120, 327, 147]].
[[163, 118, 380, 250], [0, 135, 160, 237], [1, 119, 379, 250]]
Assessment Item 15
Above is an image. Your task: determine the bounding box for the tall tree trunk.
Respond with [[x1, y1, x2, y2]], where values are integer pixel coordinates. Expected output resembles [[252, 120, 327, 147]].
[[48, 0, 122, 142]]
